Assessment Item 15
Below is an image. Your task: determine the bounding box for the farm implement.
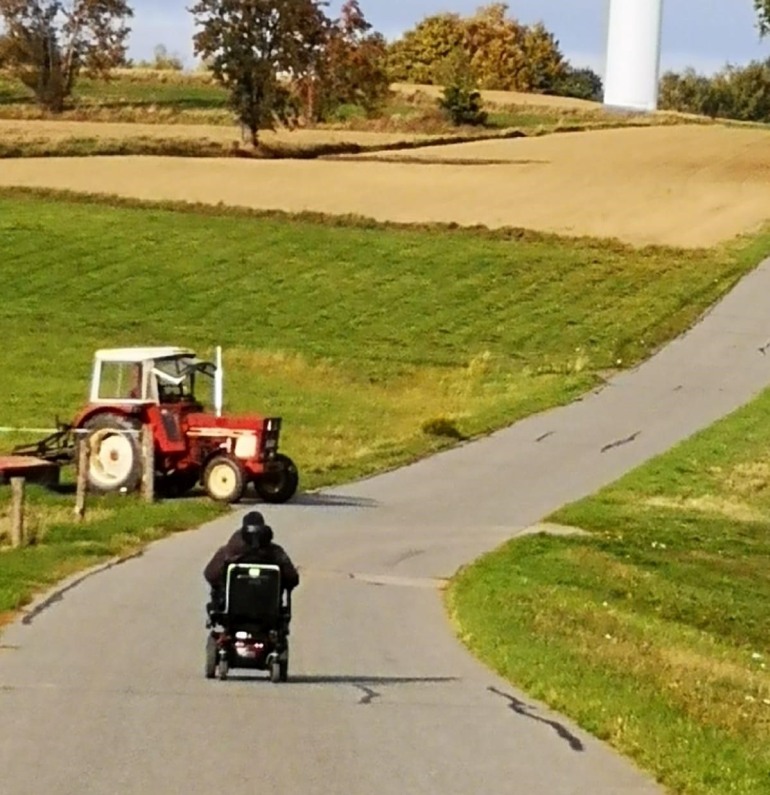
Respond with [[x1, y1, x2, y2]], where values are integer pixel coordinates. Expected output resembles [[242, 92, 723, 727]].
[[0, 347, 299, 505]]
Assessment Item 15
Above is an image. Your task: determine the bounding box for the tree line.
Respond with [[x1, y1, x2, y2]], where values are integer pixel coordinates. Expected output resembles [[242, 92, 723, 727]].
[[652, 0, 770, 124], [0, 1, 604, 140], [660, 59, 770, 124], [0, 1, 768, 140]]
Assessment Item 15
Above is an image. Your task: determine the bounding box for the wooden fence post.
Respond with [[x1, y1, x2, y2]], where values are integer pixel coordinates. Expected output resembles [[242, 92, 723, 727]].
[[10, 477, 25, 548], [141, 425, 154, 503], [74, 439, 89, 521]]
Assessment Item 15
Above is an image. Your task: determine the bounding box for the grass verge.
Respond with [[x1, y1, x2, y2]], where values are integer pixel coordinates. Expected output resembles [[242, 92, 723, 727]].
[[1, 190, 768, 642], [0, 486, 225, 618], [447, 392, 770, 795]]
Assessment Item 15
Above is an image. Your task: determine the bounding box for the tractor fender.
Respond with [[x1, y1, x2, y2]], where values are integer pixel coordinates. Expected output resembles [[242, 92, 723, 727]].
[[200, 443, 236, 470], [72, 405, 144, 430]]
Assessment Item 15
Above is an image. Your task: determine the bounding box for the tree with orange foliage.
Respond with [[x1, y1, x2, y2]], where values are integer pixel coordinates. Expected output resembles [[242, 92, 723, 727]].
[[387, 12, 464, 86], [302, 0, 390, 121], [387, 3, 566, 94]]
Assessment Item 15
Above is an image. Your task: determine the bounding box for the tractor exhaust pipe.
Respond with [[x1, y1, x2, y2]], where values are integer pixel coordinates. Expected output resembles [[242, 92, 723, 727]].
[[214, 346, 223, 418]]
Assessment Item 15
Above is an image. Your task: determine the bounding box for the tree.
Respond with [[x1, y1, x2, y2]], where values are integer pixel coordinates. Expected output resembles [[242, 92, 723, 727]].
[[719, 60, 770, 121], [520, 21, 567, 92], [132, 43, 184, 71], [658, 68, 722, 118], [550, 65, 603, 102], [190, 0, 330, 146], [658, 60, 770, 123], [306, 0, 390, 121], [386, 4, 566, 94], [0, 0, 133, 111], [437, 48, 486, 126], [462, 5, 565, 92], [386, 12, 464, 85], [756, 0, 770, 35]]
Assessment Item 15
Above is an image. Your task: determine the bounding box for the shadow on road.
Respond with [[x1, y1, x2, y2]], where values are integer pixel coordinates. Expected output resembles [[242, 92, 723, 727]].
[[91, 488, 379, 509], [218, 673, 458, 705], [240, 492, 379, 509], [286, 674, 458, 685]]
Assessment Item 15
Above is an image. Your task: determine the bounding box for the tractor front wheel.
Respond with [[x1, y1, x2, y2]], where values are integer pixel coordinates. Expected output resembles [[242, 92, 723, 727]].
[[254, 454, 299, 504], [80, 414, 143, 495], [203, 456, 246, 504]]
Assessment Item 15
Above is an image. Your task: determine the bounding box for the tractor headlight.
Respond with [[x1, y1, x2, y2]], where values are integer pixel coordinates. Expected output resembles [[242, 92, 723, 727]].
[[234, 434, 258, 460]]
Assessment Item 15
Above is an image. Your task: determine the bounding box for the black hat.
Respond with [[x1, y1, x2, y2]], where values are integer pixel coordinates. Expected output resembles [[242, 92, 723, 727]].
[[241, 511, 265, 530], [241, 511, 265, 544]]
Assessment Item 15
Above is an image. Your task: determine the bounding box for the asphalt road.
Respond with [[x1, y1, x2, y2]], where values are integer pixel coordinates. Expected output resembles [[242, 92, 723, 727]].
[[3, 258, 770, 795]]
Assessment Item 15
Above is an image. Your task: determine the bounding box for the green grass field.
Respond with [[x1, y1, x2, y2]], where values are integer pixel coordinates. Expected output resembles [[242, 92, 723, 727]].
[[0, 191, 767, 580], [1, 190, 769, 791], [2, 190, 764, 477], [0, 72, 228, 113], [448, 394, 770, 795]]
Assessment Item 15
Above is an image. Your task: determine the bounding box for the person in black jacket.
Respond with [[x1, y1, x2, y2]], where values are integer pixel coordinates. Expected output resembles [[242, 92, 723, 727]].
[[204, 511, 300, 613]]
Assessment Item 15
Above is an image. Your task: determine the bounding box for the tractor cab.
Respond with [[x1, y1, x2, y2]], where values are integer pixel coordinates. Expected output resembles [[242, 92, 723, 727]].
[[89, 347, 219, 412]]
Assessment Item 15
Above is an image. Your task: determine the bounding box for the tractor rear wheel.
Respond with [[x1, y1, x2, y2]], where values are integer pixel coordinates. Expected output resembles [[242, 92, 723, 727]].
[[203, 455, 246, 504], [254, 454, 299, 504], [80, 414, 143, 495]]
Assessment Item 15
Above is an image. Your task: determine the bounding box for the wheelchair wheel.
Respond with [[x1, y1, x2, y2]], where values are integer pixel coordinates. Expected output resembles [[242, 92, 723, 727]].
[[270, 660, 281, 684], [205, 635, 217, 679]]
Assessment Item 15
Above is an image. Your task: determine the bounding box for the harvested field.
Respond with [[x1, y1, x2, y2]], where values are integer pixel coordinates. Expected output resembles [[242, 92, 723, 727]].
[[1, 124, 768, 247], [0, 119, 435, 147], [353, 123, 763, 164], [392, 82, 603, 111]]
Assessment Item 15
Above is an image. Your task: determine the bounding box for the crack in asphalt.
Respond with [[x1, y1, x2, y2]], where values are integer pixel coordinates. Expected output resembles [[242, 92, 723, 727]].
[[355, 685, 381, 705], [21, 552, 144, 626], [601, 431, 641, 454], [389, 549, 425, 567], [488, 687, 585, 752], [536, 431, 555, 443]]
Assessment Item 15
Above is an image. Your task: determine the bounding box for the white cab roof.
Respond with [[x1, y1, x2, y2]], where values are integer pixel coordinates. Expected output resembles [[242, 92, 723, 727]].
[[95, 347, 196, 363]]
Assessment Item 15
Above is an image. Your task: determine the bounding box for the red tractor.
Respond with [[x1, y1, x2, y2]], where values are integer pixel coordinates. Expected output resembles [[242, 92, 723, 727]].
[[58, 346, 298, 504]]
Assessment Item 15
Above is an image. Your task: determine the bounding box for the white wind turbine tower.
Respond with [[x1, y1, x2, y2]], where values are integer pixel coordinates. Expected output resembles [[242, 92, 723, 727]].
[[603, 0, 665, 111]]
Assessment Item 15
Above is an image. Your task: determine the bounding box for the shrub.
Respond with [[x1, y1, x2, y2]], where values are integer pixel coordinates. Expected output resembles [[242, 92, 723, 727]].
[[549, 66, 604, 102], [421, 417, 465, 440], [439, 85, 487, 126], [330, 102, 368, 123]]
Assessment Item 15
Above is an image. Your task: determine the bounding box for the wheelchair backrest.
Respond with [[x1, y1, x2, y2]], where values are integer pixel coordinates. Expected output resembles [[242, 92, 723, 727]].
[[224, 563, 282, 623]]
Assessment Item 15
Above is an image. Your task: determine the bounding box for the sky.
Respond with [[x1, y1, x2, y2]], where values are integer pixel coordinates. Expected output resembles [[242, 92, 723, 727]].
[[129, 1, 768, 77]]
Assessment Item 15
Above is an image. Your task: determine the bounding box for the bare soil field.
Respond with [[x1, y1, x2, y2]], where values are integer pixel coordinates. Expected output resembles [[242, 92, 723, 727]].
[[0, 119, 435, 147], [1, 124, 768, 248]]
